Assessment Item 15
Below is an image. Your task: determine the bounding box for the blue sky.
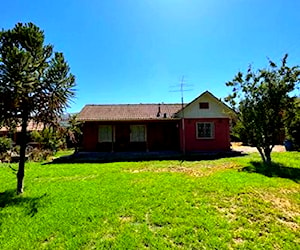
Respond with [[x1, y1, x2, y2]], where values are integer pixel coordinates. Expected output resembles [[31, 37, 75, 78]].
[[2, 0, 300, 113]]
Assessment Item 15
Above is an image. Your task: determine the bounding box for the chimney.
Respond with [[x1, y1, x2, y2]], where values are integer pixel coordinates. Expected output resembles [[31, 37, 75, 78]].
[[157, 104, 161, 117]]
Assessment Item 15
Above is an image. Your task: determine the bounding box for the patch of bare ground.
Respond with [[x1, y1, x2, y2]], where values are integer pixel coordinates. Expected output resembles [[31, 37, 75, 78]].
[[127, 162, 240, 177], [41, 235, 56, 246], [216, 189, 300, 232], [261, 191, 300, 231], [216, 190, 299, 249], [36, 174, 99, 182], [119, 215, 134, 223], [214, 197, 238, 222], [231, 142, 285, 153]]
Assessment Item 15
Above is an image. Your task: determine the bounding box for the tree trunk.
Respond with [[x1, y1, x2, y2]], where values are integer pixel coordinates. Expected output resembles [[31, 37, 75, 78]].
[[17, 116, 28, 194], [264, 147, 272, 166], [257, 147, 266, 162]]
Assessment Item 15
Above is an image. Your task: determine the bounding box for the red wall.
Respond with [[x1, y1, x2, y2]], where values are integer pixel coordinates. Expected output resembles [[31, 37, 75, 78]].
[[82, 122, 99, 151], [82, 118, 230, 152], [81, 120, 180, 152], [180, 118, 230, 152]]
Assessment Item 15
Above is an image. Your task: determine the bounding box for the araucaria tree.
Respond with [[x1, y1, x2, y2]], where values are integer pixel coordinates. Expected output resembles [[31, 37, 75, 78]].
[[0, 23, 75, 194], [225, 54, 300, 164]]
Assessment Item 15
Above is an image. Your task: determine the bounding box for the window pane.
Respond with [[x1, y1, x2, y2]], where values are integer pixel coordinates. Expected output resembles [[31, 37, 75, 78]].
[[98, 125, 112, 142], [130, 125, 146, 142], [204, 123, 211, 137], [197, 122, 213, 138], [199, 102, 209, 109]]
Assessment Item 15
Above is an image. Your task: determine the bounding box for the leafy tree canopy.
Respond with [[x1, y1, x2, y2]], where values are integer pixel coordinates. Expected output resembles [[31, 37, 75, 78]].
[[0, 22, 75, 193], [0, 22, 75, 126], [225, 54, 300, 164], [284, 98, 300, 150]]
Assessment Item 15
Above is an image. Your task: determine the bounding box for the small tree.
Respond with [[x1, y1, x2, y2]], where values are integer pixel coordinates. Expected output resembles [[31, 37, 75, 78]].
[[31, 126, 66, 152], [0, 23, 75, 194], [225, 54, 300, 164], [66, 114, 82, 153]]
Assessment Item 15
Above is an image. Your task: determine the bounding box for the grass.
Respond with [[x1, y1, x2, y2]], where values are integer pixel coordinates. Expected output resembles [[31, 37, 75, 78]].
[[0, 152, 299, 249]]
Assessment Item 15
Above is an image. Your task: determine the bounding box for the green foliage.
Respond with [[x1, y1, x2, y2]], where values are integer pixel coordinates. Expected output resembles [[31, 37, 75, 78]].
[[0, 22, 76, 125], [0, 153, 299, 248], [31, 127, 66, 152], [225, 54, 300, 163], [285, 98, 300, 151], [0, 137, 12, 161], [230, 119, 249, 143], [66, 114, 82, 151], [28, 148, 53, 162], [0, 136, 12, 154], [0, 22, 75, 193]]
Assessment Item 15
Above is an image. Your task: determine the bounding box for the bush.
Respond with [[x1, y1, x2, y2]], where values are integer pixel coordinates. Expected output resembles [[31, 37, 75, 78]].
[[0, 137, 12, 153], [29, 148, 53, 162], [0, 137, 12, 161], [31, 127, 66, 152], [285, 99, 300, 151]]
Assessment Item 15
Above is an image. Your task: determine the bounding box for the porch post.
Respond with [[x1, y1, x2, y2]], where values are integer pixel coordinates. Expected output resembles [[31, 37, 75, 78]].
[[145, 125, 149, 152], [111, 125, 114, 152]]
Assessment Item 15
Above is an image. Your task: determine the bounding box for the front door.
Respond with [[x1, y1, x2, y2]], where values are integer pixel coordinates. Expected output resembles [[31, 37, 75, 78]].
[[115, 125, 130, 151]]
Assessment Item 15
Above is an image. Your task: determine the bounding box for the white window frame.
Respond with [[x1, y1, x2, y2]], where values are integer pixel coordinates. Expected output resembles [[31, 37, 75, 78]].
[[196, 122, 214, 139], [98, 125, 113, 142], [130, 125, 146, 142]]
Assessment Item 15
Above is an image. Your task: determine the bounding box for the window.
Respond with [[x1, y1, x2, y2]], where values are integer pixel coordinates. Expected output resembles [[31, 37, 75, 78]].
[[98, 125, 113, 142], [130, 125, 146, 142], [199, 102, 209, 109], [196, 122, 214, 139]]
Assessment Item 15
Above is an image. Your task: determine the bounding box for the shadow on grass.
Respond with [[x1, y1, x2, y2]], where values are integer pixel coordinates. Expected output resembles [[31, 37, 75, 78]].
[[242, 161, 300, 183], [0, 189, 47, 217], [46, 150, 245, 164]]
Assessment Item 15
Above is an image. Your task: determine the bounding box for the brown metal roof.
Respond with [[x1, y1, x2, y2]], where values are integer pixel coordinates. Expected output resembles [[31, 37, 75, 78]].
[[77, 104, 184, 121]]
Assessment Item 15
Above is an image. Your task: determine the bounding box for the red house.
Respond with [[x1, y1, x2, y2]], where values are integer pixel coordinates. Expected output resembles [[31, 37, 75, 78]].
[[77, 91, 233, 152]]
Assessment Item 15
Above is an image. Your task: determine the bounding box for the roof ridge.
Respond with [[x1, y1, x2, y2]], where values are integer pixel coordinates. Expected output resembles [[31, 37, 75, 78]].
[[84, 103, 184, 106]]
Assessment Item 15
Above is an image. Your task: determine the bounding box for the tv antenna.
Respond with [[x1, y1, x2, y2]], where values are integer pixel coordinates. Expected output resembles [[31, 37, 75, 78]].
[[169, 75, 193, 115], [169, 76, 193, 155]]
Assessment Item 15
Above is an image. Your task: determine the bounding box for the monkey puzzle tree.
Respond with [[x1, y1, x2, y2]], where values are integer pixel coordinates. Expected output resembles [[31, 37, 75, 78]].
[[225, 54, 300, 164], [0, 23, 75, 194]]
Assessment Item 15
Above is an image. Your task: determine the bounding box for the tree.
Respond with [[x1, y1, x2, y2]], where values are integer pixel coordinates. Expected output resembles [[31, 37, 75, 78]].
[[66, 114, 82, 153], [0, 23, 75, 194], [225, 54, 300, 164], [31, 126, 66, 152]]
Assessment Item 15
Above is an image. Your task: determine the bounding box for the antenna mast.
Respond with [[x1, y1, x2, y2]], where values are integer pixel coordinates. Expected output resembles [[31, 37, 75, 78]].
[[169, 76, 193, 155], [180, 76, 185, 113]]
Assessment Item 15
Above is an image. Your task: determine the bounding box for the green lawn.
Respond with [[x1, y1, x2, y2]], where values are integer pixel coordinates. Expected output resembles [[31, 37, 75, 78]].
[[0, 152, 299, 249]]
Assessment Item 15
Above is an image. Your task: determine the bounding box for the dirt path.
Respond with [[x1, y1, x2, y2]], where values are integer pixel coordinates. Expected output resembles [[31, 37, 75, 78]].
[[231, 142, 286, 153]]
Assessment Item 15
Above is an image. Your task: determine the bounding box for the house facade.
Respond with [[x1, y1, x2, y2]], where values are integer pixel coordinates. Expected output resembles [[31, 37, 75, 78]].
[[77, 91, 233, 152]]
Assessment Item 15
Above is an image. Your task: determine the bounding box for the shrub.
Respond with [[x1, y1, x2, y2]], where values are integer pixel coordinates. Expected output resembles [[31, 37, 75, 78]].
[[0, 137, 12, 153], [29, 148, 53, 162], [285, 99, 300, 151], [31, 127, 66, 152], [0, 137, 12, 161]]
